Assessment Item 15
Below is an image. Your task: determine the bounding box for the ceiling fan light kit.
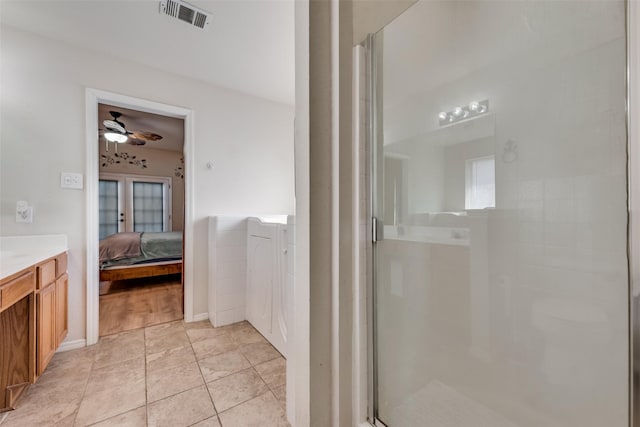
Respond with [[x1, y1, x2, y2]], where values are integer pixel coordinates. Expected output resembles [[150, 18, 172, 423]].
[[104, 132, 128, 143]]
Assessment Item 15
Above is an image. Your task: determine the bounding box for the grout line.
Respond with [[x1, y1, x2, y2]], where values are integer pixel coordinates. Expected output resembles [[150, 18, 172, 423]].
[[188, 323, 222, 425], [85, 405, 146, 427], [72, 341, 102, 426]]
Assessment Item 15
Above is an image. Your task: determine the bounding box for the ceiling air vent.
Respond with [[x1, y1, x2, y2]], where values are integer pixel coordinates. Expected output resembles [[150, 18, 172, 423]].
[[159, 0, 211, 30]]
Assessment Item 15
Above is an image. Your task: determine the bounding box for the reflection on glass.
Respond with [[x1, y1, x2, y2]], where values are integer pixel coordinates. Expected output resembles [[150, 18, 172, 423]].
[[465, 155, 495, 209], [372, 1, 628, 427]]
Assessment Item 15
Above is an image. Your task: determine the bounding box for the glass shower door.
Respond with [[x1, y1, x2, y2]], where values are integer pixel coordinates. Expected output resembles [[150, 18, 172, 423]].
[[370, 2, 629, 426]]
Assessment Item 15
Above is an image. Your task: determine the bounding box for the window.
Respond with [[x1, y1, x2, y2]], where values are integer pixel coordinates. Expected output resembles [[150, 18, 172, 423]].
[[465, 155, 495, 209], [98, 173, 172, 239]]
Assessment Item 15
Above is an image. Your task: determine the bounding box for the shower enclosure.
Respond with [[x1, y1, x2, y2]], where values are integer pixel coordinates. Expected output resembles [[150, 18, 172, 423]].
[[367, 1, 630, 426]]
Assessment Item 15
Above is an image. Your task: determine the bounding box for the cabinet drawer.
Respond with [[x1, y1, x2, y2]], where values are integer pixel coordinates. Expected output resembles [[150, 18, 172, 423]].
[[37, 260, 56, 290], [56, 253, 67, 278], [1, 271, 35, 310]]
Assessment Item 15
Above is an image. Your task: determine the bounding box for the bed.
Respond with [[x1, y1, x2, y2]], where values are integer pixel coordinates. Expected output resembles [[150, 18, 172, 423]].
[[99, 231, 183, 281]]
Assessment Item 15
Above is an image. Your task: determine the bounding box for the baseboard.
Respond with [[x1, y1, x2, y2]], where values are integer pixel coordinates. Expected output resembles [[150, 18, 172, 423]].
[[56, 339, 87, 353], [191, 312, 209, 322]]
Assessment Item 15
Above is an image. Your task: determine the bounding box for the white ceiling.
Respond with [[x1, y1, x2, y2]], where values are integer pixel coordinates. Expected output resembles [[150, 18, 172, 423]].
[[99, 103, 185, 152], [0, 0, 295, 105]]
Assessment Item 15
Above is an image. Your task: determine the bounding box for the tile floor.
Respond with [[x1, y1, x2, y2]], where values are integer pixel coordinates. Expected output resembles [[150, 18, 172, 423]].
[[0, 320, 289, 427]]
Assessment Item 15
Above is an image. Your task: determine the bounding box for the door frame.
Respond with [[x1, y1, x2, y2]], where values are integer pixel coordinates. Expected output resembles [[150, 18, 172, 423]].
[[85, 88, 195, 345]]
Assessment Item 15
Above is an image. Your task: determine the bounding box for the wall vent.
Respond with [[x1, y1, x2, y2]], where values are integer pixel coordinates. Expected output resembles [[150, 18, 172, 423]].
[[159, 0, 211, 30]]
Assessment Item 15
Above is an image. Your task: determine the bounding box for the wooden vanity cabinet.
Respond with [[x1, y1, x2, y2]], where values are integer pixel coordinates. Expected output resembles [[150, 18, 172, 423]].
[[36, 253, 68, 376], [0, 268, 35, 412]]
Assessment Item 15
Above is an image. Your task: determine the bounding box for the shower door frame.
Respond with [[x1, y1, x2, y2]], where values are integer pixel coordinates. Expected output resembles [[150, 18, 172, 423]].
[[629, 1, 639, 425]]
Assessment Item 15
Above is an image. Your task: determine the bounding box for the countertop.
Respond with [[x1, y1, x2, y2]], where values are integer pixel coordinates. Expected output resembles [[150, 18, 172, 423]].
[[0, 235, 68, 281]]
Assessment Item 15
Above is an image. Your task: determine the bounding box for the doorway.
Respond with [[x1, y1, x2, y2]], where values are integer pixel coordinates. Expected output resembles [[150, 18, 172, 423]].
[[85, 89, 194, 346], [97, 103, 185, 336]]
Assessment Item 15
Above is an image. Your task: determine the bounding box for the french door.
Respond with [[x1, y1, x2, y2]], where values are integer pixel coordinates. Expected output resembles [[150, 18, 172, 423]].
[[98, 173, 172, 239]]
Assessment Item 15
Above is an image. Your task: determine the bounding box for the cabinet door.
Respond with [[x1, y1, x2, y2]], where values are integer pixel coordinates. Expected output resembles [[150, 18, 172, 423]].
[[55, 273, 68, 346], [37, 284, 56, 375], [246, 235, 273, 337]]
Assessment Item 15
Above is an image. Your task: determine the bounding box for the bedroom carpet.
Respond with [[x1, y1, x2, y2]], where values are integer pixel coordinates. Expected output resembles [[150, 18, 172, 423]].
[[99, 274, 183, 336], [0, 320, 288, 427]]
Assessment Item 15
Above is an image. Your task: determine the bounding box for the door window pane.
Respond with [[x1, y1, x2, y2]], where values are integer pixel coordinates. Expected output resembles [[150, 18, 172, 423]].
[[98, 180, 119, 239], [132, 181, 164, 232]]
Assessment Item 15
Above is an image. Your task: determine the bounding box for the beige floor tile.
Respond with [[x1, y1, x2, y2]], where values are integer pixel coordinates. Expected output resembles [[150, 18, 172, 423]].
[[48, 345, 97, 371], [148, 385, 215, 427], [2, 398, 80, 427], [229, 325, 267, 345], [186, 326, 227, 343], [184, 319, 214, 329], [74, 377, 146, 426], [145, 320, 185, 339], [3, 364, 88, 426], [272, 385, 286, 407], [145, 330, 190, 355], [94, 329, 145, 369], [192, 334, 239, 360], [206, 368, 269, 412], [35, 359, 93, 389], [146, 345, 196, 372], [199, 350, 252, 383], [23, 366, 89, 401], [239, 341, 281, 366], [55, 411, 77, 426], [90, 406, 146, 426], [85, 356, 145, 395], [190, 416, 222, 427], [146, 361, 204, 403], [218, 392, 289, 427], [220, 321, 250, 332], [254, 357, 286, 389]]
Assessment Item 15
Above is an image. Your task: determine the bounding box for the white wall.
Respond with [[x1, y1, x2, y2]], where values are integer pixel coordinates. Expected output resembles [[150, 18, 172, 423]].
[[0, 26, 294, 342]]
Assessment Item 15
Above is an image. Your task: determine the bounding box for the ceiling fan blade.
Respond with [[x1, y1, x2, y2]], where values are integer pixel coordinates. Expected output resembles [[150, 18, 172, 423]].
[[127, 138, 147, 146], [130, 131, 163, 141], [103, 120, 126, 133]]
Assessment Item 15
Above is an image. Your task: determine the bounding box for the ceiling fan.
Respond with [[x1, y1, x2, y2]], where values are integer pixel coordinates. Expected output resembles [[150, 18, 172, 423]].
[[101, 111, 163, 146]]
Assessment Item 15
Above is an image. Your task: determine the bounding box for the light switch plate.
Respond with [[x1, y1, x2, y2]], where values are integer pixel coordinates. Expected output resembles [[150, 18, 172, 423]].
[[61, 172, 83, 189]]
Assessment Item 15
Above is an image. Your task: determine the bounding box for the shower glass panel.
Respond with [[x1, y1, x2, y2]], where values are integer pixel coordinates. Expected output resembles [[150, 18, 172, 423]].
[[370, 2, 628, 427]]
